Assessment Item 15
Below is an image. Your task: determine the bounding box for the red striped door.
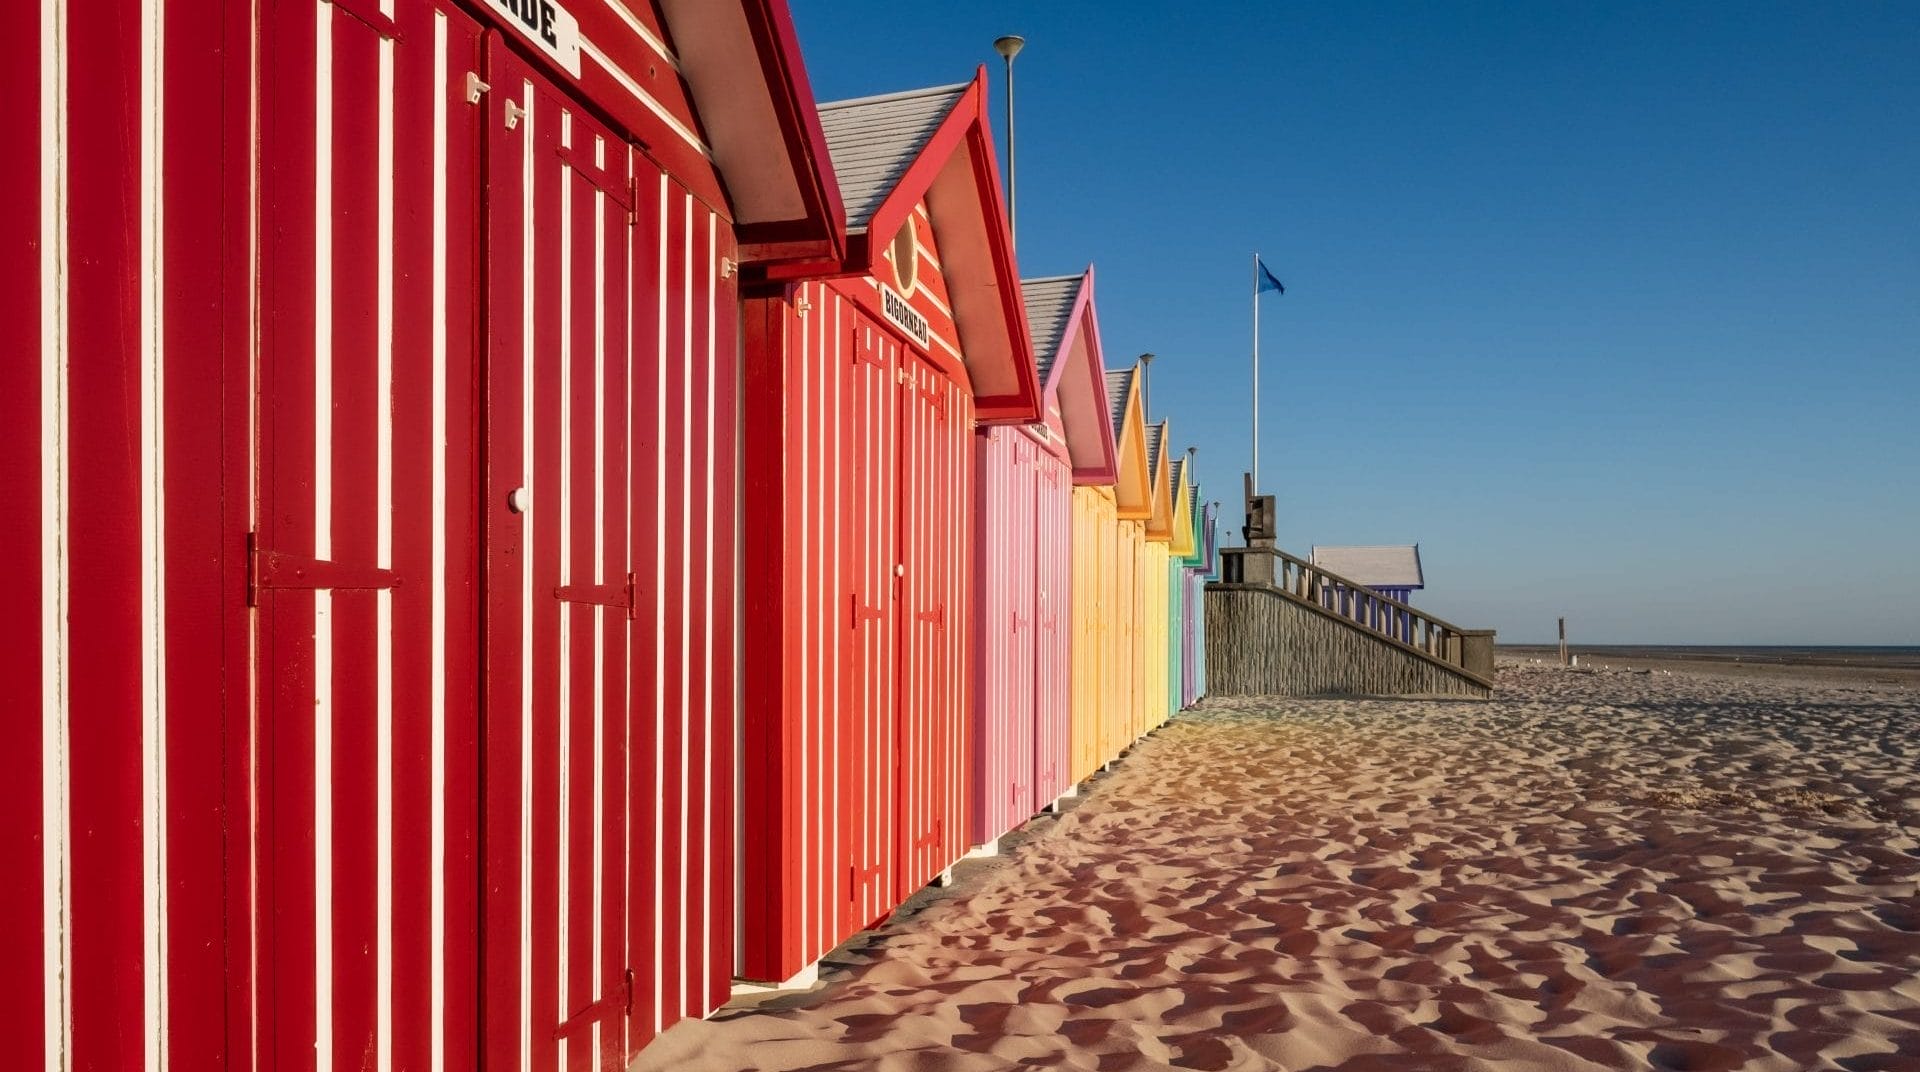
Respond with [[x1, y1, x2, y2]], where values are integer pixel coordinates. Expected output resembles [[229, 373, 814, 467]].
[[254, 3, 485, 1070], [484, 39, 638, 1071], [842, 320, 901, 931], [1007, 440, 1038, 827], [895, 359, 970, 897], [1034, 460, 1071, 805]]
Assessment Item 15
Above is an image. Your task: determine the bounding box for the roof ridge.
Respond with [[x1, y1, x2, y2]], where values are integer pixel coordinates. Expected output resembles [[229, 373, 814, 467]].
[[1020, 272, 1085, 284], [817, 81, 970, 112]]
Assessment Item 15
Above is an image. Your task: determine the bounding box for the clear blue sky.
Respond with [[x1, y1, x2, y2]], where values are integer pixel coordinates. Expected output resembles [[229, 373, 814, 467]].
[[788, 2, 1920, 645]]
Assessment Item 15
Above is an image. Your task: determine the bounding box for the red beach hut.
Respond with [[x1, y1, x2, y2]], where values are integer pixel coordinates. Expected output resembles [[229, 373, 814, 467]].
[[8, 2, 840, 1068], [971, 269, 1121, 851], [737, 70, 1041, 984]]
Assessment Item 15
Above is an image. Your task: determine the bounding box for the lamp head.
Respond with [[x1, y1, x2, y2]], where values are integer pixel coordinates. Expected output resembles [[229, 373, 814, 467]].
[[1138, 351, 1156, 367], [994, 34, 1025, 61]]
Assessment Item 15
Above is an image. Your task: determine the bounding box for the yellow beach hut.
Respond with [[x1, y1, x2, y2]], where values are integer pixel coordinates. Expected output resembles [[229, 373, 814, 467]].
[[1140, 420, 1176, 732], [1074, 366, 1153, 779]]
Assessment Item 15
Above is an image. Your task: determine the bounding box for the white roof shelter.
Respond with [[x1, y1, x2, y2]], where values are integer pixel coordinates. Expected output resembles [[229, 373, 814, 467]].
[[1310, 545, 1424, 590]]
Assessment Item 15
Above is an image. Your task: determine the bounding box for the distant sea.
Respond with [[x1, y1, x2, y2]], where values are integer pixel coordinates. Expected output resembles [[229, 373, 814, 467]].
[[1496, 645, 1920, 671]]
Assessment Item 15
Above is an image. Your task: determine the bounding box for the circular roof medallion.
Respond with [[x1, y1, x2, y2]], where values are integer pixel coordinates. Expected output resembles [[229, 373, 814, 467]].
[[891, 217, 919, 297]]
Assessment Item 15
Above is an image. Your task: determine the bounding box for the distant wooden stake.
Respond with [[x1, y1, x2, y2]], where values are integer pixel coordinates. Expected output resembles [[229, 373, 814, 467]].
[[1558, 617, 1568, 667]]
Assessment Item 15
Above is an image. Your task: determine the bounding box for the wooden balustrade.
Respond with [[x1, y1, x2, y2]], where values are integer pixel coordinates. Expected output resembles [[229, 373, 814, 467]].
[[1264, 547, 1479, 671]]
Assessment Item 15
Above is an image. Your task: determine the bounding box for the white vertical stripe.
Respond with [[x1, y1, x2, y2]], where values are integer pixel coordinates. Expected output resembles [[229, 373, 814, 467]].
[[825, 297, 840, 937], [41, 0, 71, 1067], [374, 23, 396, 1072], [428, 16, 448, 1072], [590, 133, 606, 1069], [701, 211, 715, 994], [517, 78, 535, 1072], [731, 237, 745, 974], [244, 0, 262, 1062], [621, 152, 635, 1057], [139, 1, 167, 1068], [313, 9, 336, 1069], [795, 285, 809, 957], [556, 108, 573, 1072], [651, 170, 667, 1036], [678, 191, 691, 1017]]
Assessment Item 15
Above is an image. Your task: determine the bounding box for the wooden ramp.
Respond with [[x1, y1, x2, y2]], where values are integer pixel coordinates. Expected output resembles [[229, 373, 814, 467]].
[[1206, 545, 1495, 699]]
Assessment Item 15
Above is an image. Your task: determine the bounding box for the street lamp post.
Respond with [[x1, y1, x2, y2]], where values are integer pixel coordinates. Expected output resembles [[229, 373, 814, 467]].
[[1138, 352, 1156, 418], [993, 34, 1025, 244]]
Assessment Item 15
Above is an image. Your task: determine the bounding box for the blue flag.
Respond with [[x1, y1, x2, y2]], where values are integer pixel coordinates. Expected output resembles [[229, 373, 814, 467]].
[[1257, 258, 1286, 295]]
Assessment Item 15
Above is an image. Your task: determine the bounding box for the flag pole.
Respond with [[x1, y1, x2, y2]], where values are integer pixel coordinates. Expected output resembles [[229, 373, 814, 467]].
[[1251, 251, 1260, 492]]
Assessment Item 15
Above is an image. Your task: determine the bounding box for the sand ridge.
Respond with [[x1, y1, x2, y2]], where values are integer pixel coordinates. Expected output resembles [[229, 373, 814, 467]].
[[637, 668, 1920, 1071]]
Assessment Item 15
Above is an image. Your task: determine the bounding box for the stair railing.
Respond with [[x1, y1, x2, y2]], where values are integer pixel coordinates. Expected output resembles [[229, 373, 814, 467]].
[[1262, 547, 1489, 675]]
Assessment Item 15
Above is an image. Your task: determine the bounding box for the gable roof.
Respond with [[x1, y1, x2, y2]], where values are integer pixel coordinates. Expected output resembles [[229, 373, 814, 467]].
[[658, 0, 845, 266], [1023, 269, 1118, 484], [1104, 367, 1151, 516], [1311, 545, 1425, 589], [1105, 369, 1133, 443], [797, 69, 1038, 425], [816, 82, 968, 232], [1169, 457, 1196, 557], [1182, 483, 1207, 567], [1145, 420, 1173, 541], [1201, 501, 1220, 576], [1022, 275, 1080, 385]]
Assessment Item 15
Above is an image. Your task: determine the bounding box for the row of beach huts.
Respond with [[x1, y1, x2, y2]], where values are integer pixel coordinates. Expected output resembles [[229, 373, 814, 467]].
[[10, 1, 1224, 1070]]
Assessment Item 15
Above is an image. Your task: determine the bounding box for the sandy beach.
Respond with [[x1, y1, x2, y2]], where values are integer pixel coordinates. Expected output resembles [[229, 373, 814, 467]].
[[640, 666, 1920, 1071]]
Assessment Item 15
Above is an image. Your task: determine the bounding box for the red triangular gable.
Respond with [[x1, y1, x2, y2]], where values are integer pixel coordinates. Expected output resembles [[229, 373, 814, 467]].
[[630, 1, 847, 265], [1023, 269, 1119, 484], [779, 68, 1040, 424]]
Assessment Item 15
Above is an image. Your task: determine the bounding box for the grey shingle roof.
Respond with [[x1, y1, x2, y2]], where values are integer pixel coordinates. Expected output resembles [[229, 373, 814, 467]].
[[816, 83, 968, 233], [1310, 545, 1425, 589], [1104, 369, 1133, 442], [1170, 457, 1186, 495], [1020, 274, 1083, 385], [1145, 423, 1165, 476]]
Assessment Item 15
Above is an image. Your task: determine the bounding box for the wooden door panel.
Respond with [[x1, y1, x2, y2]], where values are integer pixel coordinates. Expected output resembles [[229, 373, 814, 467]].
[[256, 3, 484, 1069], [483, 38, 637, 1070]]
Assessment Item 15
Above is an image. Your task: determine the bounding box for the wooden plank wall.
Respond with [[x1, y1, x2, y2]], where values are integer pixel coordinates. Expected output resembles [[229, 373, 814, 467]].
[[13, 3, 749, 1068], [970, 429, 1039, 845], [738, 284, 976, 985], [1139, 542, 1173, 730], [9, 4, 247, 1069], [1205, 586, 1492, 699], [1030, 448, 1075, 812]]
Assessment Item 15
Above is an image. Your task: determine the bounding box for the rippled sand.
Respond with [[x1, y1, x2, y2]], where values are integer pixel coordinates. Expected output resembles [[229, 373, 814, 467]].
[[637, 667, 1920, 1071]]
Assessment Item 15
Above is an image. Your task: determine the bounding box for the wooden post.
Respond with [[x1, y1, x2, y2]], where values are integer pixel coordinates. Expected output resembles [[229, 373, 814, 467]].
[[1558, 617, 1568, 667]]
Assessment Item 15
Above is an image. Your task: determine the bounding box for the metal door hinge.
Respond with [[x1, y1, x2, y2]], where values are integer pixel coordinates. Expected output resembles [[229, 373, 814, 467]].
[[552, 970, 635, 1040], [464, 72, 489, 104], [847, 862, 883, 901], [719, 256, 737, 279], [795, 295, 811, 317], [554, 572, 638, 619], [326, 0, 401, 40], [247, 533, 401, 607], [504, 99, 525, 130], [848, 593, 885, 630]]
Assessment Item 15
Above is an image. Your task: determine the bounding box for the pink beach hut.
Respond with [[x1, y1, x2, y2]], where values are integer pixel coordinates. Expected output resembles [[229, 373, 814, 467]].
[[970, 269, 1119, 850]]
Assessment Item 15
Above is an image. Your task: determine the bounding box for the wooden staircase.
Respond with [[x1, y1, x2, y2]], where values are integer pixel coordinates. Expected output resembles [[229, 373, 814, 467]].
[[1210, 544, 1496, 698], [1203, 478, 1494, 699]]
